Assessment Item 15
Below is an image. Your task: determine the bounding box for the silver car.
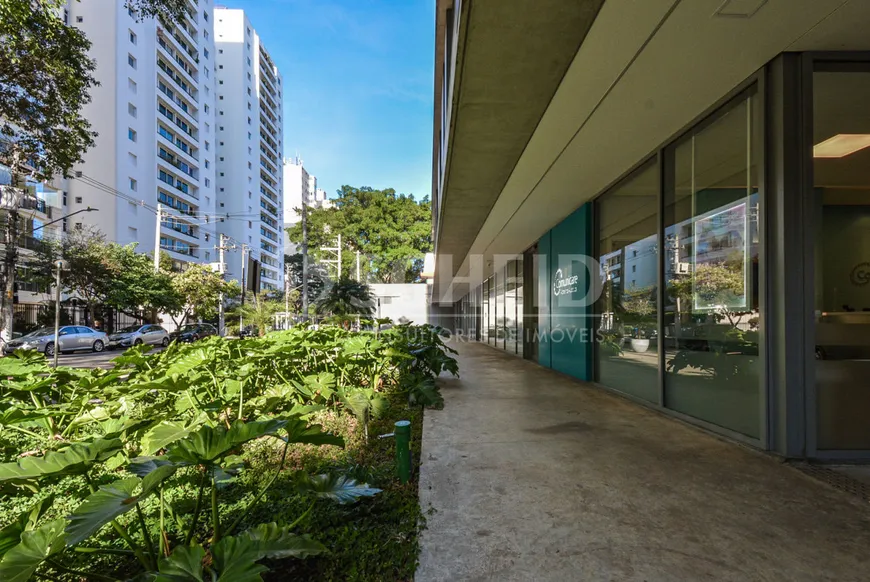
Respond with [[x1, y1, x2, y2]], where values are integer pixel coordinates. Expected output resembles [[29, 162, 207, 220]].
[[107, 324, 170, 350], [4, 326, 108, 357]]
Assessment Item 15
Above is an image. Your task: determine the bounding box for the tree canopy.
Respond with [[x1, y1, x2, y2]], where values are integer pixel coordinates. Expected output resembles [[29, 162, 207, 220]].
[[286, 186, 431, 284]]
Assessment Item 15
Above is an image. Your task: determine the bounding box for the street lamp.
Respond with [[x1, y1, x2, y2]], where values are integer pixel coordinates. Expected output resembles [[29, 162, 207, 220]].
[[31, 207, 98, 233], [52, 259, 68, 368]]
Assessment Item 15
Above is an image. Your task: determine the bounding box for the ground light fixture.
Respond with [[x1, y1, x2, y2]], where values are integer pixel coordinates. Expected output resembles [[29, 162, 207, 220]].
[[813, 134, 870, 158]]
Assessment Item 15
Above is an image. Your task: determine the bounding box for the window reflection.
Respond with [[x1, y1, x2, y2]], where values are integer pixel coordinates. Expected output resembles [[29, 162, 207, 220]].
[[663, 93, 762, 439], [595, 161, 660, 402]]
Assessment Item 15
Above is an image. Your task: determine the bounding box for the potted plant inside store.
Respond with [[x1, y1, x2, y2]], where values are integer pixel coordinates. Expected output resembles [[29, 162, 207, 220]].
[[622, 286, 655, 353]]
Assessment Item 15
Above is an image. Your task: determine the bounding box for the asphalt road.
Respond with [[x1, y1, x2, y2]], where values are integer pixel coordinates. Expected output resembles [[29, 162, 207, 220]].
[[54, 346, 165, 369]]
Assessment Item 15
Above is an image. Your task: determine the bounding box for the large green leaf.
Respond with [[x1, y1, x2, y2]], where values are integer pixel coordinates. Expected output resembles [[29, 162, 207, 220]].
[[65, 465, 177, 547], [153, 544, 205, 581], [0, 519, 67, 582], [166, 419, 287, 466], [0, 408, 58, 427], [0, 496, 55, 559], [295, 473, 381, 504], [280, 417, 344, 448], [140, 419, 201, 455], [0, 439, 123, 491], [211, 525, 326, 582], [127, 456, 181, 478], [0, 352, 49, 378], [65, 478, 140, 546], [236, 523, 327, 559]]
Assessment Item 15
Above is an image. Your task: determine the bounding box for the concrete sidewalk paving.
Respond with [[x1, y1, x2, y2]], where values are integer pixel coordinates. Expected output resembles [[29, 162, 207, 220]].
[[417, 342, 870, 581]]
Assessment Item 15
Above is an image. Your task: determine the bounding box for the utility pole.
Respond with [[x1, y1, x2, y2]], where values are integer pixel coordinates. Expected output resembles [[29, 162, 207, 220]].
[[356, 250, 360, 281], [217, 233, 227, 336], [239, 243, 248, 331], [320, 234, 342, 281], [153, 203, 162, 272], [284, 263, 292, 328], [0, 183, 22, 343], [301, 199, 309, 321]]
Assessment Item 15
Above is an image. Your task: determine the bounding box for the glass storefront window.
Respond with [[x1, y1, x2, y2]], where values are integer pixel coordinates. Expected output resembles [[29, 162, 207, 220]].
[[481, 278, 489, 343], [663, 91, 762, 439], [495, 268, 505, 348], [594, 161, 660, 402], [516, 257, 524, 356], [812, 68, 870, 450]]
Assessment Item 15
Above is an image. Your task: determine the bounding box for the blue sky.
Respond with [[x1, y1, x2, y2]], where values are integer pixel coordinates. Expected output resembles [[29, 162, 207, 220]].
[[226, 0, 435, 201]]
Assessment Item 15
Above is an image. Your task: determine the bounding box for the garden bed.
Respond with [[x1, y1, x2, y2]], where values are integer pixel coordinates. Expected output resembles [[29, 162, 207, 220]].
[[0, 324, 455, 581]]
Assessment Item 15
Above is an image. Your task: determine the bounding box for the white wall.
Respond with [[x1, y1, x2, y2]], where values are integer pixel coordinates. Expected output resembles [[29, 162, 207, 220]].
[[370, 284, 430, 325]]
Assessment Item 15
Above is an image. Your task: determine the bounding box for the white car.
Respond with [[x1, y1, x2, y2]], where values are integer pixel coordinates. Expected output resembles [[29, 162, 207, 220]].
[[107, 324, 170, 350], [4, 326, 108, 357]]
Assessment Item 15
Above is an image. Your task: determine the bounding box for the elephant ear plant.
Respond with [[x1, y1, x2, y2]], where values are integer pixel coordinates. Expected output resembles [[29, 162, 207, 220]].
[[0, 416, 380, 581]]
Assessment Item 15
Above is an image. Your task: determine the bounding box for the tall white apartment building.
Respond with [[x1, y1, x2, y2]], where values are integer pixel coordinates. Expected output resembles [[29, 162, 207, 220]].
[[283, 157, 333, 255], [214, 8, 284, 291], [65, 0, 219, 271]]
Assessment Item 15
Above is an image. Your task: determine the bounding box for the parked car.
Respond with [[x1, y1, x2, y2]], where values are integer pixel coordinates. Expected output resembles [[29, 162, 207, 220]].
[[239, 325, 259, 338], [169, 323, 218, 343], [107, 324, 170, 350], [4, 326, 108, 357]]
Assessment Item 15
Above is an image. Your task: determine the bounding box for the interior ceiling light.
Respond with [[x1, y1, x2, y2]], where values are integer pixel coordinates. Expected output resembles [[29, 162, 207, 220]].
[[713, 0, 769, 18], [813, 134, 870, 158]]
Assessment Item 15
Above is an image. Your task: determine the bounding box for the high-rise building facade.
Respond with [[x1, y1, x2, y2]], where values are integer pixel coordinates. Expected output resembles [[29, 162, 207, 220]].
[[282, 157, 332, 255], [214, 8, 284, 291], [65, 0, 218, 271]]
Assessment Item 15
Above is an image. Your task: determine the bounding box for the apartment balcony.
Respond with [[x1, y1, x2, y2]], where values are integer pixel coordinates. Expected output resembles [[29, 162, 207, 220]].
[[157, 24, 198, 63], [160, 240, 199, 259], [157, 125, 199, 162], [158, 190, 198, 218], [260, 240, 278, 255], [158, 101, 198, 143], [260, 180, 278, 201], [260, 224, 278, 242], [259, 199, 278, 218], [260, 157, 278, 179], [157, 36, 199, 85], [157, 150, 198, 182], [157, 59, 198, 103], [260, 212, 278, 229], [260, 132, 279, 155], [158, 82, 198, 125], [259, 89, 278, 113], [259, 112, 278, 136], [157, 171, 198, 201], [161, 221, 199, 241]]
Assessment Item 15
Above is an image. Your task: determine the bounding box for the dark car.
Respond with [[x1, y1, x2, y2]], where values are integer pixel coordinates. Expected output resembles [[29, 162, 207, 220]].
[[169, 323, 218, 343]]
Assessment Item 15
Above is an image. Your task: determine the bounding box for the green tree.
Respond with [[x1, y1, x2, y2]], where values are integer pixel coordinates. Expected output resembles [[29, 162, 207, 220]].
[[169, 263, 240, 327], [284, 252, 328, 313], [315, 279, 375, 318], [234, 293, 282, 336], [287, 186, 431, 283], [0, 0, 191, 339], [25, 227, 178, 324]]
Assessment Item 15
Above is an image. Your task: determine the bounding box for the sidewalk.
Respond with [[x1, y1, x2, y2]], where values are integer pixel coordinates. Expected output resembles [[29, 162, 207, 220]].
[[417, 342, 870, 581]]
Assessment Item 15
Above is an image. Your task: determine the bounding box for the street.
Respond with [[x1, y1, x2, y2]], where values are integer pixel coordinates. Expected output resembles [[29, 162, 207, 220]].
[[55, 346, 164, 369]]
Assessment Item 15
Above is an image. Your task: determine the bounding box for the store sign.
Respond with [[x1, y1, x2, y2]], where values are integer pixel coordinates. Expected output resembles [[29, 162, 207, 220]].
[[553, 268, 579, 297]]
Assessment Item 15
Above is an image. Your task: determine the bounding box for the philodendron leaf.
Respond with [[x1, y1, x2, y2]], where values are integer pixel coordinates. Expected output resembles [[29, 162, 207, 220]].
[[65, 478, 140, 546], [280, 417, 344, 448], [166, 419, 288, 466], [295, 473, 381, 504], [0, 496, 55, 559], [153, 544, 205, 582], [0, 519, 67, 582], [211, 524, 326, 582], [127, 456, 181, 478], [140, 419, 201, 455], [237, 523, 327, 559], [0, 438, 123, 491], [66, 467, 179, 547]]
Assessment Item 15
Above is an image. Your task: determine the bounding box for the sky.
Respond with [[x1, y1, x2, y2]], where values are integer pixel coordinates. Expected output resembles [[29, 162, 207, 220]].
[[225, 0, 436, 201]]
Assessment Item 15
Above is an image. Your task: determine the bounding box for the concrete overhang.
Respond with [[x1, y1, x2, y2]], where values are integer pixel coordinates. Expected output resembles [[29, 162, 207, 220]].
[[434, 0, 870, 303], [433, 0, 605, 300]]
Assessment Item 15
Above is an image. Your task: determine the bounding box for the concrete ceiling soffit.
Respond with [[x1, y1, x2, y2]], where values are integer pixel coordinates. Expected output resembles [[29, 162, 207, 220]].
[[437, 0, 605, 279]]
